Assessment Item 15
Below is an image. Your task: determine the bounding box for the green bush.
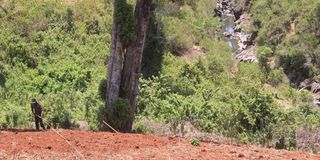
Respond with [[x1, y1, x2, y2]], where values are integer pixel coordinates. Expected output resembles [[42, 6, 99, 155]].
[[296, 105, 320, 129], [257, 46, 273, 72], [298, 90, 314, 104], [267, 69, 286, 86], [208, 56, 225, 75], [281, 86, 299, 104], [251, 0, 320, 85], [226, 88, 278, 143], [105, 98, 132, 131], [86, 19, 100, 35], [0, 108, 4, 128], [190, 137, 200, 146], [132, 123, 154, 134], [2, 105, 29, 128], [278, 49, 310, 83], [163, 16, 196, 55], [48, 101, 79, 129], [180, 64, 202, 84], [64, 8, 75, 33], [98, 79, 108, 101]]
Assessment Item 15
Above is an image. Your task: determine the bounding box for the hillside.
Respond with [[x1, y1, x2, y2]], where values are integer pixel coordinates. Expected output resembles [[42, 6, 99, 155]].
[[0, 130, 319, 160], [0, 0, 320, 157]]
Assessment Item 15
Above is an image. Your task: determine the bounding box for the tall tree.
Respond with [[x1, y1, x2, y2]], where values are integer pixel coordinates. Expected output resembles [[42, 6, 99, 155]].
[[120, 0, 153, 130], [106, 0, 124, 109], [106, 0, 153, 132]]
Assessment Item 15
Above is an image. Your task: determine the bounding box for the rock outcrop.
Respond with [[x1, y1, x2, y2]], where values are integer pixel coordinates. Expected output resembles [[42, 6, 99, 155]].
[[216, 0, 258, 63], [299, 78, 320, 106], [234, 45, 258, 63], [217, 0, 319, 106]]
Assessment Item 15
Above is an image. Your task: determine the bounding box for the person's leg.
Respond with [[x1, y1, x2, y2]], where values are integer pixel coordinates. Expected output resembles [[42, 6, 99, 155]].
[[40, 118, 46, 130], [35, 116, 40, 130]]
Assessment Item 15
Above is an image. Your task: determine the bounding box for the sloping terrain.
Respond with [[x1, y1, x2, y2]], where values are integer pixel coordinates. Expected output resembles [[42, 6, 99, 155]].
[[0, 130, 319, 160]]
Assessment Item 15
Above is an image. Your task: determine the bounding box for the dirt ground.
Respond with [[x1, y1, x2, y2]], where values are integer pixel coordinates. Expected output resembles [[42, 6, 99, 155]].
[[0, 129, 319, 160]]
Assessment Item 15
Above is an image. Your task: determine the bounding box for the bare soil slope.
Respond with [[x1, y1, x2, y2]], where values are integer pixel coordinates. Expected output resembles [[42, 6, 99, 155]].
[[0, 130, 319, 160]]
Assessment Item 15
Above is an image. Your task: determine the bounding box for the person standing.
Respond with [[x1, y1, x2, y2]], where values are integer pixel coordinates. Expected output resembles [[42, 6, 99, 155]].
[[31, 99, 46, 130]]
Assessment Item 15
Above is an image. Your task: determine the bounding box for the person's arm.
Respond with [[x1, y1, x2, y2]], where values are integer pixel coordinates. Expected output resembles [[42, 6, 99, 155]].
[[39, 104, 43, 118]]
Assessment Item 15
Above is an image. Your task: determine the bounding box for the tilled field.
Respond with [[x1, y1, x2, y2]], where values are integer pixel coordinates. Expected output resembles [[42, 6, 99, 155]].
[[0, 129, 319, 160]]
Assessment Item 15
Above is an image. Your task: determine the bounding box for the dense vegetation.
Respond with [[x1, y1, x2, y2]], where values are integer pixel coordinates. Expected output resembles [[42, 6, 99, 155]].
[[0, 0, 319, 152], [248, 0, 320, 84], [0, 0, 111, 129]]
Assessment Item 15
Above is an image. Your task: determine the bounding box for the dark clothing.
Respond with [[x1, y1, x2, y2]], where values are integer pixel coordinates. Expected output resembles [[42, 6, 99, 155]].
[[31, 102, 43, 116], [34, 115, 45, 130], [31, 102, 45, 130]]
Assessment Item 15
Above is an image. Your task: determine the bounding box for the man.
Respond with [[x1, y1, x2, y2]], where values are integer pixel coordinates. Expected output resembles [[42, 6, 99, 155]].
[[31, 99, 46, 130]]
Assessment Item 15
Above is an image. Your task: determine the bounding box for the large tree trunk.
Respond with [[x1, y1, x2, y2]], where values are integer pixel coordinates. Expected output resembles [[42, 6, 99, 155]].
[[106, 0, 153, 132], [106, 0, 124, 108], [120, 0, 153, 130]]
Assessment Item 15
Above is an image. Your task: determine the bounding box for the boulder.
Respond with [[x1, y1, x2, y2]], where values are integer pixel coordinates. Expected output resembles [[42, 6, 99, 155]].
[[300, 78, 320, 93], [299, 78, 320, 106], [223, 32, 232, 37], [234, 45, 258, 63]]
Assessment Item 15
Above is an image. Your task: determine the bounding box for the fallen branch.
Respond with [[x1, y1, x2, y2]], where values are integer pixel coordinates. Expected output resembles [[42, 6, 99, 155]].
[[102, 120, 119, 133]]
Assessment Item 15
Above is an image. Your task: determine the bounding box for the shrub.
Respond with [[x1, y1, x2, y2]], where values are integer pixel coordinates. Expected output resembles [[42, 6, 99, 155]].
[[98, 79, 108, 101], [208, 57, 224, 75], [2, 105, 29, 128], [180, 64, 202, 84], [190, 137, 200, 146], [281, 86, 299, 104], [132, 123, 154, 134], [278, 49, 310, 83], [267, 69, 286, 86], [0, 0, 110, 132], [105, 98, 132, 131], [50, 110, 78, 129], [64, 8, 74, 33], [225, 87, 278, 143], [275, 130, 297, 150], [0, 73, 6, 87], [237, 63, 266, 84], [86, 19, 100, 35], [163, 16, 197, 55], [257, 46, 273, 72], [0, 109, 4, 128], [298, 90, 314, 104], [61, 112, 73, 129], [297, 104, 320, 129]]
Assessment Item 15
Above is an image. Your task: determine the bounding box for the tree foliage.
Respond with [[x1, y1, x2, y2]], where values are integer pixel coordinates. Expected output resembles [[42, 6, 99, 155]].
[[250, 0, 320, 83], [0, 0, 319, 152]]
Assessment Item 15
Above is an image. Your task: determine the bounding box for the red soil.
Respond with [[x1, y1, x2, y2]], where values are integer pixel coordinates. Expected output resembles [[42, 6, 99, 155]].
[[0, 129, 319, 160]]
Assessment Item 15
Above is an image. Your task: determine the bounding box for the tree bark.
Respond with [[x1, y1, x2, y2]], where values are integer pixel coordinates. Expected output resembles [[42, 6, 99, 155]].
[[106, 0, 124, 108], [120, 0, 153, 130], [106, 0, 153, 132]]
